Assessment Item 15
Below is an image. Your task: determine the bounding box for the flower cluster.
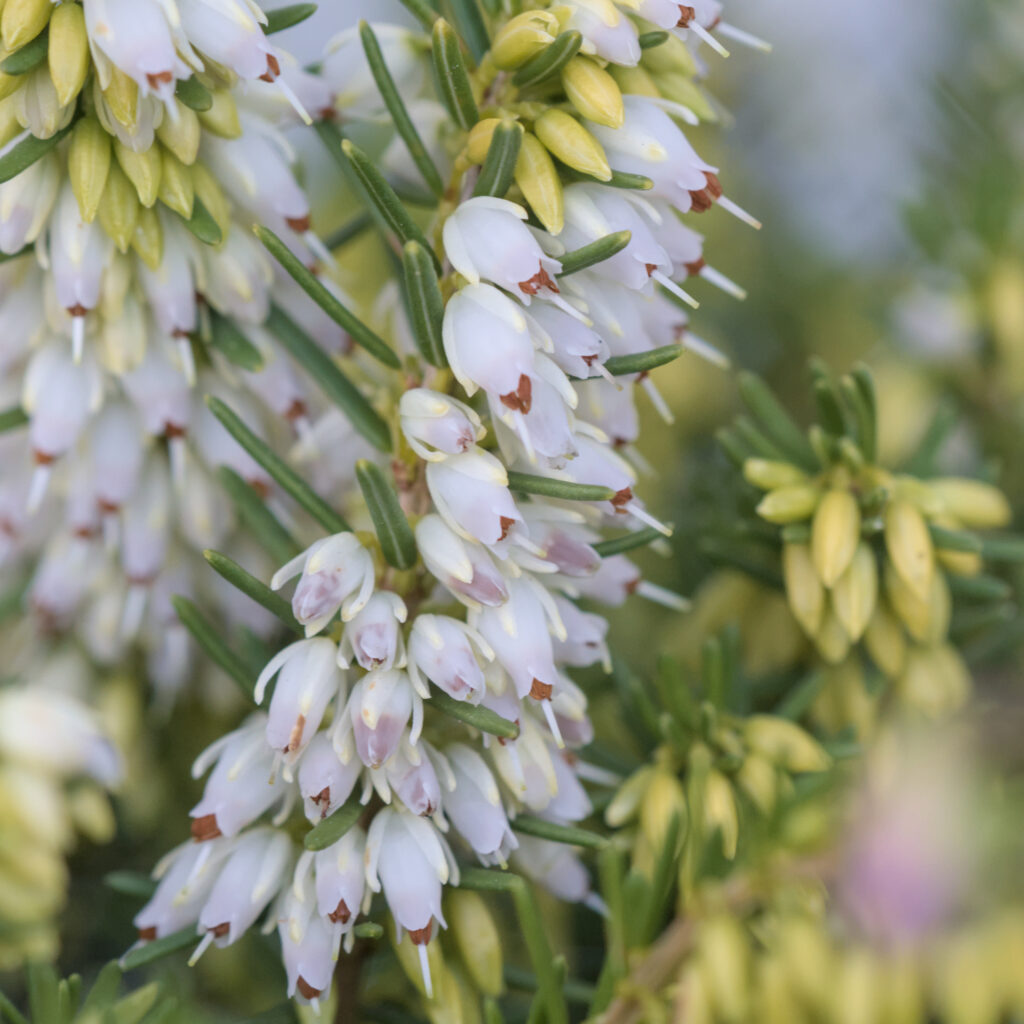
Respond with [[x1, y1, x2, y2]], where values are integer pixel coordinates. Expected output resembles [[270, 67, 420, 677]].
[[129, 0, 765, 1011]]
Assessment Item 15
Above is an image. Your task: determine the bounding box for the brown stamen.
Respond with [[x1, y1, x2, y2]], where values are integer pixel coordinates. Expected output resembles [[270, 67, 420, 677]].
[[285, 715, 306, 754], [286, 214, 311, 233], [530, 678, 553, 701], [296, 977, 321, 1000], [689, 172, 724, 214], [683, 257, 706, 276], [312, 786, 331, 819], [611, 486, 633, 511], [328, 898, 351, 924], [146, 71, 174, 88], [284, 398, 308, 423], [645, 263, 658, 277], [500, 374, 532, 414], [67, 303, 88, 318], [138, 926, 157, 941], [260, 54, 281, 83], [209, 922, 230, 938], [191, 813, 222, 842], [165, 423, 187, 439], [519, 266, 559, 296], [677, 5, 696, 26], [499, 515, 516, 541], [409, 924, 433, 945]]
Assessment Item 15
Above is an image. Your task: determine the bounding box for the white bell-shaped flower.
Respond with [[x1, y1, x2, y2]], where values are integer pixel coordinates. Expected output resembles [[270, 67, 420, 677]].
[[386, 740, 442, 817], [176, 0, 276, 81], [399, 388, 484, 462], [87, 402, 146, 517], [512, 833, 595, 904], [527, 302, 608, 379], [0, 153, 58, 255], [138, 216, 199, 338], [279, 876, 336, 1006], [313, 825, 367, 929], [298, 732, 363, 823], [201, 228, 273, 324], [339, 670, 422, 770], [415, 514, 509, 609], [490, 716, 558, 811], [255, 637, 343, 764], [561, 0, 641, 66], [272, 532, 376, 636], [407, 614, 492, 703], [338, 591, 407, 671], [552, 596, 611, 669], [444, 744, 517, 865]]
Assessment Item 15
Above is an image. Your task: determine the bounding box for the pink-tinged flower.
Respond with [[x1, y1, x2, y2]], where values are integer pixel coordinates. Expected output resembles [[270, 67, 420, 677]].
[[298, 732, 363, 823], [490, 716, 558, 810], [193, 828, 292, 954], [338, 592, 407, 671], [444, 197, 562, 301], [444, 744, 518, 865], [442, 284, 536, 410], [386, 742, 442, 816], [426, 449, 524, 552], [551, 676, 595, 748], [189, 717, 289, 841], [139, 217, 199, 338], [279, 875, 336, 1006], [338, 670, 422, 770], [522, 510, 601, 578], [312, 825, 367, 931], [256, 638, 343, 766], [407, 614, 493, 703], [415, 515, 509, 609], [399, 388, 484, 461], [272, 533, 376, 637], [513, 833, 597, 906], [176, 0, 275, 82], [87, 402, 145, 519], [551, 596, 611, 669], [527, 302, 608, 380]]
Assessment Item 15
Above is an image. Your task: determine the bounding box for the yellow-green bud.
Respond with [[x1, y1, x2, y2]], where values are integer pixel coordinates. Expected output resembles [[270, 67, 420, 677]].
[[744, 715, 831, 773], [864, 602, 906, 679], [0, 94, 21, 147], [0, 71, 22, 101], [778, 919, 834, 1013], [157, 150, 195, 219], [47, 2, 89, 107], [604, 764, 654, 827], [704, 769, 738, 859], [736, 752, 777, 815], [67, 784, 115, 844], [447, 890, 503, 997], [639, 768, 686, 857], [782, 542, 825, 636], [466, 118, 500, 164], [679, 965, 714, 1024], [102, 67, 139, 129], [642, 26, 698, 76], [198, 88, 242, 138], [561, 56, 624, 129], [131, 205, 163, 270], [814, 605, 851, 664], [929, 477, 1012, 529], [756, 483, 821, 524], [655, 72, 717, 122], [879, 954, 924, 1024], [491, 10, 560, 69], [515, 131, 564, 234], [115, 139, 162, 208], [192, 162, 230, 239], [699, 915, 751, 1023], [534, 109, 611, 182], [744, 458, 808, 491], [68, 117, 112, 223], [834, 949, 877, 1024], [884, 499, 934, 601], [14, 66, 65, 138], [99, 251, 133, 322], [609, 63, 661, 98], [98, 289, 145, 373], [1, 0, 50, 52], [812, 489, 861, 587], [98, 160, 140, 253], [883, 560, 932, 643], [831, 542, 878, 642], [898, 643, 969, 718], [156, 100, 201, 165]]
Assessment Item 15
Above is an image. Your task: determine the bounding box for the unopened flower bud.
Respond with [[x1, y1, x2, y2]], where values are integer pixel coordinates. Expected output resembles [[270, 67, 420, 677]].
[[199, 89, 243, 139], [158, 150, 195, 219], [782, 542, 825, 637], [884, 499, 934, 602], [491, 10, 560, 69], [743, 715, 831, 773], [534, 109, 611, 182], [562, 56, 624, 129], [156, 100, 201, 165], [744, 458, 808, 490], [1, 0, 51, 53], [447, 890, 504, 996], [814, 605, 851, 665], [97, 160, 140, 253], [883, 560, 933, 643], [831, 542, 878, 642], [48, 2, 89, 107], [515, 132, 564, 235], [757, 484, 821, 524], [863, 602, 907, 680], [812, 489, 861, 587], [928, 477, 1012, 529], [704, 769, 738, 859], [114, 138, 162, 208]]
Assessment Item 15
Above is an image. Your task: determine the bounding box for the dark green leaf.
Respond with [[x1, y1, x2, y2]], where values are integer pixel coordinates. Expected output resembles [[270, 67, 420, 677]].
[[397, 0, 438, 31], [431, 18, 479, 131], [218, 466, 300, 566], [980, 534, 1024, 562], [928, 524, 983, 554], [473, 119, 523, 198], [947, 572, 1012, 601], [512, 816, 607, 849], [513, 30, 582, 88], [207, 396, 350, 533], [0, 988, 29, 1024], [401, 240, 447, 367], [457, 868, 524, 893], [0, 406, 28, 433], [175, 75, 213, 111], [737, 371, 817, 470], [172, 595, 255, 697], [178, 195, 221, 246], [603, 345, 684, 376], [264, 304, 392, 453], [562, 167, 653, 190], [323, 212, 372, 250], [304, 795, 363, 851], [263, 3, 317, 33], [507, 471, 616, 502], [0, 121, 73, 184], [447, 0, 491, 64], [256, 226, 400, 369], [121, 928, 197, 971], [104, 871, 158, 900], [204, 550, 302, 632], [638, 30, 669, 49], [26, 964, 59, 1024], [207, 310, 264, 371], [557, 230, 631, 277], [430, 686, 519, 738], [0, 29, 47, 75], [353, 922, 385, 939], [592, 527, 663, 558], [355, 459, 417, 569], [360, 21, 444, 197]]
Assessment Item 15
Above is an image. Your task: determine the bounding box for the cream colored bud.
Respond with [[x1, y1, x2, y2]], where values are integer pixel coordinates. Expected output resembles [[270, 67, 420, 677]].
[[68, 117, 112, 223], [131, 205, 163, 271], [515, 131, 564, 234], [655, 72, 717, 122], [466, 117, 500, 164], [491, 10, 560, 69], [604, 764, 654, 827], [198, 89, 242, 138], [640, 768, 686, 856], [0, 94, 21, 146], [779, 919, 834, 1013], [898, 643, 970, 718], [158, 150, 195, 219], [447, 890, 503, 997], [884, 499, 934, 601], [782, 543, 825, 637], [883, 560, 933, 643], [864, 602, 906, 679], [1, 0, 51, 52], [744, 458, 808, 491], [704, 770, 738, 859], [609, 63, 660, 98], [676, 964, 714, 1024], [0, 72, 21, 101], [102, 67, 139, 129], [812, 489, 861, 587], [534, 109, 611, 182], [114, 139, 162, 208], [562, 56, 624, 129], [156, 100, 201, 165], [67, 784, 115, 844], [191, 163, 230, 239], [929, 477, 1012, 529], [744, 715, 831, 773], [835, 949, 877, 1024], [98, 161, 140, 253], [757, 484, 821, 524], [48, 2, 89, 107], [736, 752, 777, 815], [879, 954, 924, 1024], [814, 605, 851, 664], [641, 27, 697, 77], [699, 915, 751, 1023], [831, 542, 878, 642]]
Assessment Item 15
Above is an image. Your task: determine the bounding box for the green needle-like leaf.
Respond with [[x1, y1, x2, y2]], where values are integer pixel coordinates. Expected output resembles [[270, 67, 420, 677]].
[[638, 30, 669, 49], [402, 240, 447, 367], [602, 345, 683, 378], [448, 0, 491, 64], [507, 471, 616, 502], [947, 573, 1012, 602], [323, 211, 372, 250], [431, 18, 479, 131], [207, 310, 264, 371], [0, 406, 28, 433], [207, 396, 350, 533], [355, 460, 418, 570], [263, 3, 317, 33], [218, 466, 300, 565], [0, 121, 73, 184], [1, 29, 47, 74], [513, 30, 582, 88], [121, 927, 198, 971], [430, 686, 520, 739], [980, 535, 1024, 562], [304, 795, 363, 851], [473, 119, 524, 198], [171, 595, 255, 698], [458, 868, 524, 893], [557, 230, 631, 277], [352, 922, 384, 939], [175, 75, 213, 111], [737, 371, 818, 470], [512, 816, 607, 849], [397, 0, 438, 31], [104, 871, 158, 900], [178, 195, 222, 246], [257, 226, 401, 369], [592, 527, 664, 558], [204, 550, 301, 632], [360, 21, 444, 197], [338, 140, 442, 271], [562, 167, 654, 191], [264, 304, 392, 453], [928, 524, 984, 554]]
